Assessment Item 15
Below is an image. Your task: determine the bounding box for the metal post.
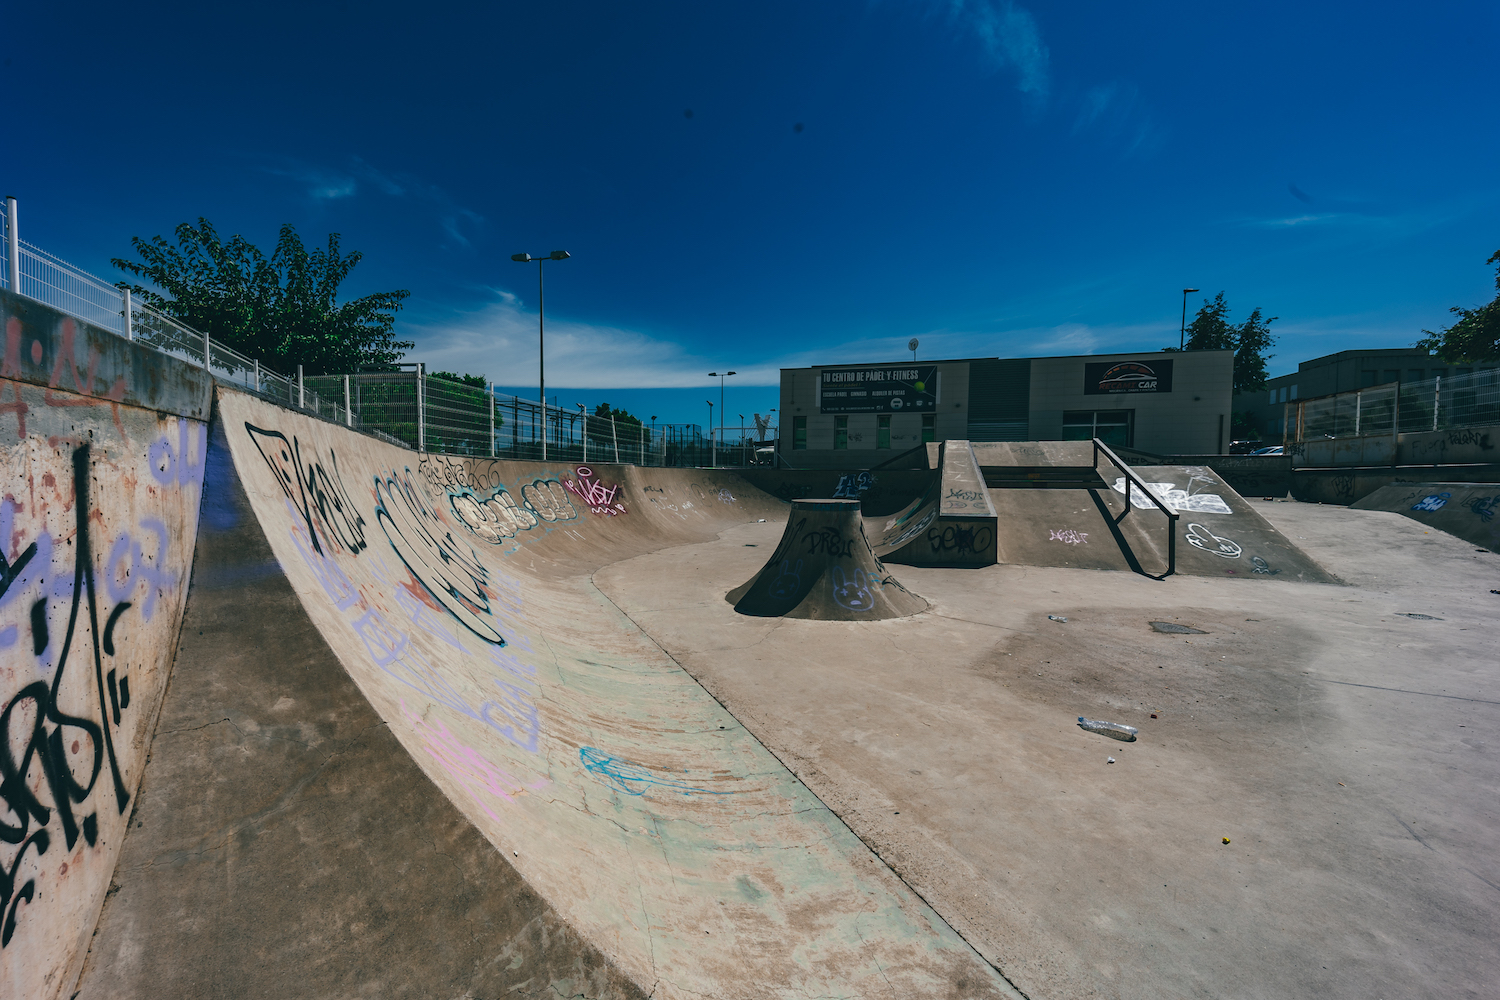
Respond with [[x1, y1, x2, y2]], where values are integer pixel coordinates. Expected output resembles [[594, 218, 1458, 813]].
[[1432, 375, 1441, 431], [538, 261, 547, 463], [205, 328, 212, 371], [5, 197, 19, 293], [298, 365, 305, 408], [1354, 390, 1361, 436], [417, 363, 426, 452], [345, 374, 352, 426], [122, 289, 133, 341], [254, 359, 261, 394], [611, 414, 620, 464], [582, 410, 588, 463], [488, 382, 495, 457]]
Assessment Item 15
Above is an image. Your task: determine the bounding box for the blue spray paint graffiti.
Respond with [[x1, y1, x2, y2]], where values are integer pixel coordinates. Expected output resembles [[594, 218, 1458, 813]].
[[579, 747, 732, 797]]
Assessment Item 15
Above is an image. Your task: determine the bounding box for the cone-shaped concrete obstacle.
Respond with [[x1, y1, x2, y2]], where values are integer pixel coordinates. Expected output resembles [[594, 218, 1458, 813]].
[[728, 499, 928, 619]]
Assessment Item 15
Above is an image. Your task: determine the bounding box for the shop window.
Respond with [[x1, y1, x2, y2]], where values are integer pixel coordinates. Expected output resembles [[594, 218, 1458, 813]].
[[877, 415, 891, 449], [921, 413, 935, 443], [1062, 410, 1133, 447], [792, 416, 807, 450], [834, 416, 848, 450]]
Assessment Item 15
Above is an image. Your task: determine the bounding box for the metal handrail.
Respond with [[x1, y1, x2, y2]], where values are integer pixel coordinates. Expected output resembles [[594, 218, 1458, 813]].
[[1092, 437, 1178, 578]]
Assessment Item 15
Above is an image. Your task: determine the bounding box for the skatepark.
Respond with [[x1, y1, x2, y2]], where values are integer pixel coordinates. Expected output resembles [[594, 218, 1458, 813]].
[[4, 291, 1498, 999]]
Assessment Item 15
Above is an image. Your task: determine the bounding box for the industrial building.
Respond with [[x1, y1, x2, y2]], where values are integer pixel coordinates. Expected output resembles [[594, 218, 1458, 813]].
[[1236, 348, 1500, 441], [777, 349, 1233, 467]]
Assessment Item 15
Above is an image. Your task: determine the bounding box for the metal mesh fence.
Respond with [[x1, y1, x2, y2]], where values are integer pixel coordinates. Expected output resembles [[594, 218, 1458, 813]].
[[1291, 369, 1500, 442]]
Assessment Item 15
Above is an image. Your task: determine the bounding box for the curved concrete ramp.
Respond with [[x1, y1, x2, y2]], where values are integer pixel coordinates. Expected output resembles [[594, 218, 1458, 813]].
[[78, 388, 1013, 999], [727, 499, 927, 619], [1351, 481, 1500, 552]]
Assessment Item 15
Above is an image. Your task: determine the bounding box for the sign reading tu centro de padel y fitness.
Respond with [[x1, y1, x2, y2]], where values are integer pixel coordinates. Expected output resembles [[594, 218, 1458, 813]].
[[819, 366, 939, 413], [1083, 359, 1174, 395]]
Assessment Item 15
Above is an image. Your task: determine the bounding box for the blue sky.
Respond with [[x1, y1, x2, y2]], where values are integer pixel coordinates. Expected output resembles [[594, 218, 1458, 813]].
[[9, 1, 1500, 428]]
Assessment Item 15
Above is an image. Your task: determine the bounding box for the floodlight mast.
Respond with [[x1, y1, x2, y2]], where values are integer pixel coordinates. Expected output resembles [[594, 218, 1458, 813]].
[[706, 371, 737, 468], [511, 251, 572, 460], [1180, 288, 1200, 351]]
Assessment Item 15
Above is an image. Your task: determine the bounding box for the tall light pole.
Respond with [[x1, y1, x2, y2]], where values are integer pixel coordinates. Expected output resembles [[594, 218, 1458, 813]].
[[1180, 288, 1199, 351], [511, 250, 571, 460], [706, 370, 736, 468], [705, 401, 714, 467]]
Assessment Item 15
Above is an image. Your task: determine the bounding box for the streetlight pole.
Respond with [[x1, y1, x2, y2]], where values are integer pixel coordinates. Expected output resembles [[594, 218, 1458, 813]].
[[512, 250, 571, 461], [706, 370, 736, 467], [1180, 287, 1199, 351]]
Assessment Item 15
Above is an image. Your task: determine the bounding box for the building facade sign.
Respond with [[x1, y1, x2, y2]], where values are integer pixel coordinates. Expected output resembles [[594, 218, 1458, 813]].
[[1083, 359, 1174, 395], [820, 366, 938, 413]]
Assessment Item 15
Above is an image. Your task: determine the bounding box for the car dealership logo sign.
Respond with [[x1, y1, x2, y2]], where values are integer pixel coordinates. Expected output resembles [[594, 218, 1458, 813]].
[[1084, 359, 1174, 395]]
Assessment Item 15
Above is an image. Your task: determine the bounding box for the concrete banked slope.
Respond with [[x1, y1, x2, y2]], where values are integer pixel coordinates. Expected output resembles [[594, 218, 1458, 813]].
[[73, 389, 1016, 999]]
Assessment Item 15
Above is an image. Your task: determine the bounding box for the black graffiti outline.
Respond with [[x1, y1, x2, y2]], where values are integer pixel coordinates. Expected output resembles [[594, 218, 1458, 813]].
[[1, 444, 133, 947], [801, 526, 857, 559], [246, 423, 367, 558], [925, 523, 993, 556]]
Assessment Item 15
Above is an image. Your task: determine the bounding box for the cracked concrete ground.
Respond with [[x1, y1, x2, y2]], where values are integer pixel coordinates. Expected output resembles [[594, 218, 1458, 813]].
[[594, 500, 1500, 1000]]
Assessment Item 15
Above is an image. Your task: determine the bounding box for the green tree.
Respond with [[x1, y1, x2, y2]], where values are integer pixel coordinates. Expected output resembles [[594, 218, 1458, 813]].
[[592, 402, 642, 426], [113, 218, 413, 376], [1181, 291, 1236, 352], [1416, 248, 1500, 362], [431, 371, 487, 389], [1166, 291, 1278, 394]]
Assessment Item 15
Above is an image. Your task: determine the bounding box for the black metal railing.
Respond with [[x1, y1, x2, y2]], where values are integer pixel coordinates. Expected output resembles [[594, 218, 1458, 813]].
[[1093, 437, 1178, 578]]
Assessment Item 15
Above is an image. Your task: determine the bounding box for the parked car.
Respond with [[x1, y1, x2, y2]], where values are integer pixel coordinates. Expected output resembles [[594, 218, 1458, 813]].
[[1249, 445, 1284, 456], [1229, 439, 1263, 454]]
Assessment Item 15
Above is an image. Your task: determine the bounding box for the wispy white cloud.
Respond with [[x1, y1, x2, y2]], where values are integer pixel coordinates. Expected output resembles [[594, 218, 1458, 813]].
[[261, 156, 483, 245], [1249, 213, 1347, 228], [933, 0, 1051, 102], [405, 296, 783, 388], [1071, 82, 1163, 156], [408, 293, 1205, 390]]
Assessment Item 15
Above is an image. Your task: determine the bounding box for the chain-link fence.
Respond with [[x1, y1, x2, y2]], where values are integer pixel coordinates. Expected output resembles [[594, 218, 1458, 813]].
[[1290, 368, 1500, 442]]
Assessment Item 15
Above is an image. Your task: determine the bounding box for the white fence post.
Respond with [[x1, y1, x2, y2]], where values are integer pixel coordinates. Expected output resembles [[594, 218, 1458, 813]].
[[254, 359, 260, 394], [581, 410, 588, 463], [417, 363, 426, 452], [5, 197, 19, 293], [298, 365, 305, 409], [204, 327, 211, 371], [121, 288, 133, 341], [611, 415, 619, 463], [345, 374, 352, 426], [488, 382, 495, 457]]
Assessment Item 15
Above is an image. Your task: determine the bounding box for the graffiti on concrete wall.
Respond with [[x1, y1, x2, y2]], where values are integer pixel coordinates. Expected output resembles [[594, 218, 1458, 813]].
[[564, 466, 627, 516], [1049, 529, 1089, 545], [1411, 493, 1450, 512], [1112, 474, 1233, 515], [0, 404, 201, 984], [832, 472, 875, 499], [925, 523, 994, 557], [1184, 522, 1242, 558], [247, 423, 543, 757]]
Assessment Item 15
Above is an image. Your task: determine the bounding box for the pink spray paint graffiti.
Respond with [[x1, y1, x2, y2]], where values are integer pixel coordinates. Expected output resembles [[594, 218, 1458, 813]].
[[565, 466, 627, 517]]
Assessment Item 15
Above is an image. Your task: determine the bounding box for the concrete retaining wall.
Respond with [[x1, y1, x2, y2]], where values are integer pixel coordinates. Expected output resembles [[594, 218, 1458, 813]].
[[0, 291, 211, 1000]]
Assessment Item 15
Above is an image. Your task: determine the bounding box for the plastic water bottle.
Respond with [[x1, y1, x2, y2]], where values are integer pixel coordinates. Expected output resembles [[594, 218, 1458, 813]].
[[1077, 717, 1138, 742]]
